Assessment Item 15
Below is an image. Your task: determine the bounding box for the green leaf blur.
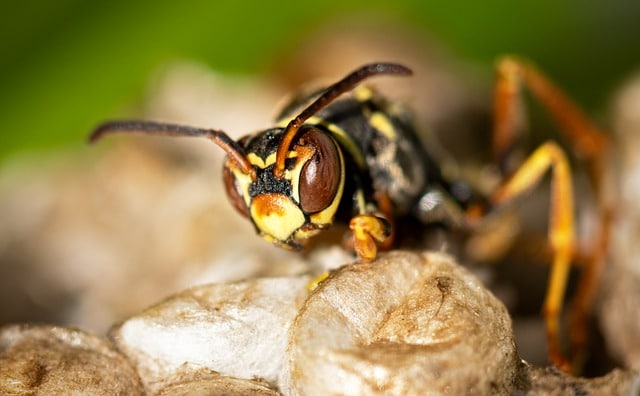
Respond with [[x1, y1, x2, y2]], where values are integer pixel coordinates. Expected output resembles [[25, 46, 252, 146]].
[[1, 1, 639, 161]]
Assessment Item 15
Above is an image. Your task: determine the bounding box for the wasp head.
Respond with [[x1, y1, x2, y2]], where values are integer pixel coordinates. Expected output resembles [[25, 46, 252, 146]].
[[222, 126, 344, 249]]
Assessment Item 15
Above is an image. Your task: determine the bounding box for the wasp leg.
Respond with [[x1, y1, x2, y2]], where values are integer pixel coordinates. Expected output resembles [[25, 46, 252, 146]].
[[311, 194, 393, 285], [311, 211, 389, 287], [307, 272, 330, 291], [349, 214, 391, 262], [374, 191, 396, 251], [492, 56, 611, 373], [567, 210, 612, 369], [491, 141, 574, 372], [345, 177, 394, 262], [493, 56, 609, 185]]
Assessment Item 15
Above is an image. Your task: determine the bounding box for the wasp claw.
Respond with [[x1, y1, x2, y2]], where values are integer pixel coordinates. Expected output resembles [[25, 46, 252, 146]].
[[349, 215, 391, 262]]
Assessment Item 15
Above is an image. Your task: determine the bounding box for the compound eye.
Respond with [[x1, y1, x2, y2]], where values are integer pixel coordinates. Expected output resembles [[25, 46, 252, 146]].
[[297, 128, 341, 213], [223, 163, 250, 218]]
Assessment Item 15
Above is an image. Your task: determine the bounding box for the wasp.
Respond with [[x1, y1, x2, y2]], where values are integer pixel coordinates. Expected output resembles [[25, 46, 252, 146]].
[[91, 60, 609, 373], [91, 63, 465, 262]]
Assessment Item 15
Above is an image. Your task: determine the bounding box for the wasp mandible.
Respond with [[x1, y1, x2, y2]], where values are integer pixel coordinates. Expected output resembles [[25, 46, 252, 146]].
[[91, 60, 610, 373]]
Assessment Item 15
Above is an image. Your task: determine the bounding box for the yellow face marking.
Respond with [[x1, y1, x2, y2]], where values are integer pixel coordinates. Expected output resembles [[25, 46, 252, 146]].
[[247, 152, 276, 169], [251, 193, 305, 242], [247, 151, 297, 170]]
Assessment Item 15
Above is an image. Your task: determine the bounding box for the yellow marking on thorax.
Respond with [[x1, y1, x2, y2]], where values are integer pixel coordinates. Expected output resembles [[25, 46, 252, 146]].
[[369, 112, 398, 140], [353, 85, 374, 101], [355, 85, 398, 140]]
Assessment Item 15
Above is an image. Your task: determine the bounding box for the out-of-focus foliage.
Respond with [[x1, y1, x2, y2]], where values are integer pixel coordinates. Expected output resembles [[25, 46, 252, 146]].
[[1, 0, 639, 161]]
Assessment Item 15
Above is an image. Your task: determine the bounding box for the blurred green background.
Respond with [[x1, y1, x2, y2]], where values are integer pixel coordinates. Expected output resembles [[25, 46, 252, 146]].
[[2, 0, 639, 162]]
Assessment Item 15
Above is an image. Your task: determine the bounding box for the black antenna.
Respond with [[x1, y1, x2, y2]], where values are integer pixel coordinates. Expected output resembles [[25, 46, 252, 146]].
[[273, 62, 412, 178], [90, 120, 256, 180]]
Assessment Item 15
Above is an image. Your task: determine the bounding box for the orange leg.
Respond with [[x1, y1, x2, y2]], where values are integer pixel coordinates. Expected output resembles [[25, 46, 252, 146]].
[[492, 141, 574, 372], [492, 56, 611, 373], [374, 191, 396, 251], [493, 56, 609, 186], [346, 185, 395, 262], [349, 214, 391, 262], [567, 209, 612, 368]]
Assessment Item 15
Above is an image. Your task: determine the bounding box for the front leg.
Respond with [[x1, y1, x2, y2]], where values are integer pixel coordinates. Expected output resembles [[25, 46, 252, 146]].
[[348, 183, 393, 262], [492, 56, 611, 373], [491, 141, 575, 372], [349, 214, 392, 262]]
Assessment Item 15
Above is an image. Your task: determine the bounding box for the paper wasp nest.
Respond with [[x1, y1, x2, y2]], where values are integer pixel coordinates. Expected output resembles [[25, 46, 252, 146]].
[[108, 251, 519, 394], [5, 251, 637, 395], [283, 251, 518, 395]]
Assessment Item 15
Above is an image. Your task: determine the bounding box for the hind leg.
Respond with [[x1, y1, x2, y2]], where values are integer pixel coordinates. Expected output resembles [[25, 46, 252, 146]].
[[491, 56, 611, 373]]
